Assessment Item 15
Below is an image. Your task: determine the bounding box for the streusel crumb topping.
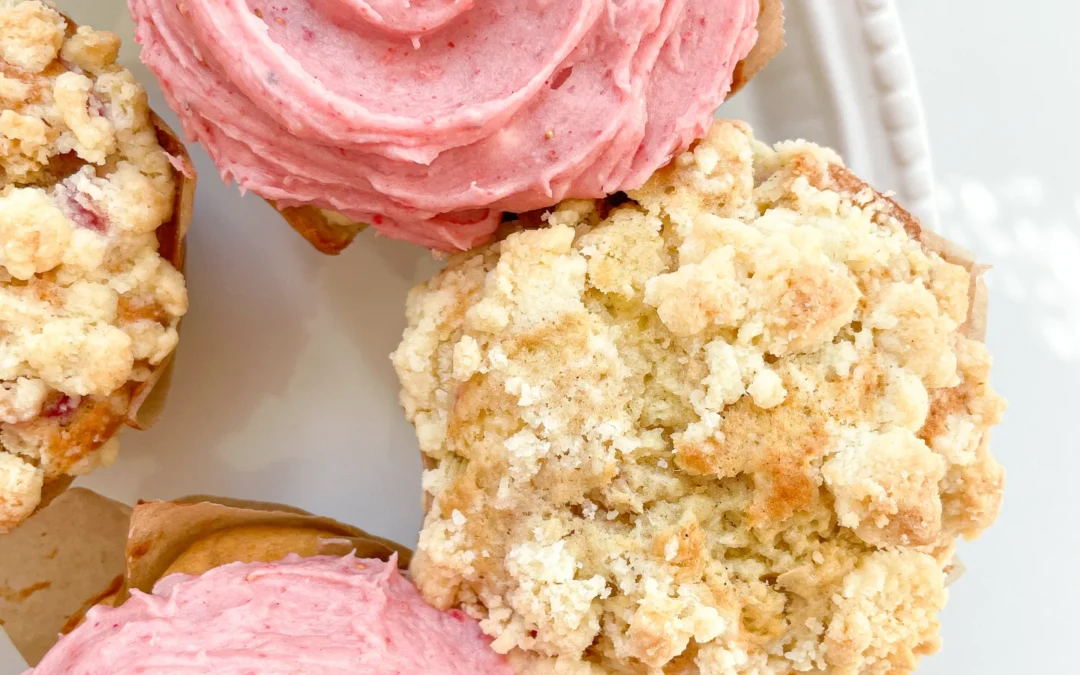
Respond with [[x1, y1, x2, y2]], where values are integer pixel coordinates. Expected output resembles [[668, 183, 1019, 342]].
[[0, 0, 187, 530], [394, 120, 1004, 675]]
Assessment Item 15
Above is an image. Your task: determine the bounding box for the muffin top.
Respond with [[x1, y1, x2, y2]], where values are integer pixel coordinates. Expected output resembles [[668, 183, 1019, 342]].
[[0, 0, 187, 530], [394, 120, 1005, 674]]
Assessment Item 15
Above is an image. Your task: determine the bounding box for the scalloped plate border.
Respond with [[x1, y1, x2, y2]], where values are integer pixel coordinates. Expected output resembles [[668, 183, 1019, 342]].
[[720, 0, 938, 229], [812, 0, 938, 228]]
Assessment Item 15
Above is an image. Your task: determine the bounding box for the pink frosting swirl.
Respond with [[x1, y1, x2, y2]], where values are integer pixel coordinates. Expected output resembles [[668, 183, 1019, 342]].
[[319, 0, 476, 37], [128, 0, 759, 249], [27, 555, 512, 675]]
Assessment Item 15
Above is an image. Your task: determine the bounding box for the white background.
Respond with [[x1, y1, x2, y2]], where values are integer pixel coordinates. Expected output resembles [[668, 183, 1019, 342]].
[[4, 1, 1077, 673], [897, 3, 1079, 673]]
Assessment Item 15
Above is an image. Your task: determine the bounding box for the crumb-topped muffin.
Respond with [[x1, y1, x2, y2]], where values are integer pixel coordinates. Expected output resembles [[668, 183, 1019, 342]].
[[393, 121, 1005, 674], [0, 0, 188, 531]]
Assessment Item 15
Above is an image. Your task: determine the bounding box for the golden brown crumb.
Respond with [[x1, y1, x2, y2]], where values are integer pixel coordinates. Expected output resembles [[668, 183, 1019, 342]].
[[0, 1, 187, 531], [394, 120, 1005, 674]]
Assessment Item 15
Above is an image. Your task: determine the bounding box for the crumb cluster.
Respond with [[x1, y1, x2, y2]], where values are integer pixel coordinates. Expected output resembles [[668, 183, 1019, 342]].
[[0, 0, 187, 530], [394, 120, 1004, 674]]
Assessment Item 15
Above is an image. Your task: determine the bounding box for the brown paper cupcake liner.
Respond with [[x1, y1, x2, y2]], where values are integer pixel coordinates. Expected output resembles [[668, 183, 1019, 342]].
[[121, 496, 411, 600], [0, 490, 410, 665], [125, 114, 194, 432]]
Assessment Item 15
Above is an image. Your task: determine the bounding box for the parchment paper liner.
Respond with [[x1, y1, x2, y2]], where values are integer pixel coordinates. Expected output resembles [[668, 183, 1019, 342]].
[[126, 113, 193, 431], [0, 489, 410, 667], [268, 0, 786, 255]]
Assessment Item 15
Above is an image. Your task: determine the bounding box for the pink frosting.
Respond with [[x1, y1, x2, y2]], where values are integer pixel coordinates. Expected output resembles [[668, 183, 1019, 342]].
[[27, 555, 513, 675], [128, 0, 759, 249]]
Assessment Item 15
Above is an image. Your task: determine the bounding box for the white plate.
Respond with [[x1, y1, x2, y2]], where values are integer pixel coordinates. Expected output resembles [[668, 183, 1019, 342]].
[[5, 1, 940, 671]]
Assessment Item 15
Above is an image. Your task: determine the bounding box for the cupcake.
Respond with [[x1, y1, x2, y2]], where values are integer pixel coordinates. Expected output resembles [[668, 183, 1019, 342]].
[[0, 1, 192, 531], [127, 0, 782, 253], [393, 120, 1005, 674], [21, 496, 514, 675]]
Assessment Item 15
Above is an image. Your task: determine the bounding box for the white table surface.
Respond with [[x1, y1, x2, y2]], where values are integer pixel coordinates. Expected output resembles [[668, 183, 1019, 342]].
[[3, 1, 1076, 673], [897, 3, 1079, 673]]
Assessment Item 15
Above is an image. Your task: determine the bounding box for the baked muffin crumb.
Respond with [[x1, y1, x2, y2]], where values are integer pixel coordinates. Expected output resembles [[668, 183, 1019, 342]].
[[395, 120, 1004, 674], [0, 0, 187, 531]]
